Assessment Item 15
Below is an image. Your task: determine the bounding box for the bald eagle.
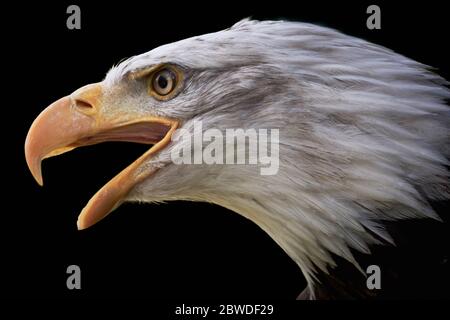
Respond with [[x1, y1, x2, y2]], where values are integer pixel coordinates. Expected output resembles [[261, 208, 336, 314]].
[[25, 19, 450, 299]]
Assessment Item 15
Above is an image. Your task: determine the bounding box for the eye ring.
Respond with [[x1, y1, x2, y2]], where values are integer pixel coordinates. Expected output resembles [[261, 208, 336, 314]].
[[148, 66, 183, 101]]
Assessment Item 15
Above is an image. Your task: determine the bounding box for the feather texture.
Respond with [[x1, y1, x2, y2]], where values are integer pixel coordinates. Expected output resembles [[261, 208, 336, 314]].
[[105, 19, 450, 298]]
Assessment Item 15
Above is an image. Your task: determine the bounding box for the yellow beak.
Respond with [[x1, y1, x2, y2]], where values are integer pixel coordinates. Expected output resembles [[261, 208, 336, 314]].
[[25, 83, 178, 230]]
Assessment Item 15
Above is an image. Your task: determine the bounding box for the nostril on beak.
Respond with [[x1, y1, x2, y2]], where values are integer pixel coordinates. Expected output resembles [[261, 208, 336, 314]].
[[75, 99, 94, 110], [72, 98, 96, 115], [69, 83, 103, 115]]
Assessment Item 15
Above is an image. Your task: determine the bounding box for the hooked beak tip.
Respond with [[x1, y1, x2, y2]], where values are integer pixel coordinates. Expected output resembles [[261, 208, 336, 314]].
[[76, 218, 85, 230], [25, 137, 44, 186], [33, 167, 44, 187]]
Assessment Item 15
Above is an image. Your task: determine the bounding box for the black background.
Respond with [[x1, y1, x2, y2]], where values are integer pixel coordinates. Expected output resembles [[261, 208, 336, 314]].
[[2, 0, 449, 309]]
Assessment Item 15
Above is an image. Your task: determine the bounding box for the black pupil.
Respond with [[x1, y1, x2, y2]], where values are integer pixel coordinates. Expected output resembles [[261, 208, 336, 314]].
[[157, 74, 168, 89]]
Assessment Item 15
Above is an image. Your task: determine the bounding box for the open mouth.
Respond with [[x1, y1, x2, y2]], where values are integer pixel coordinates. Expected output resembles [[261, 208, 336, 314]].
[[25, 83, 179, 230], [76, 122, 171, 146]]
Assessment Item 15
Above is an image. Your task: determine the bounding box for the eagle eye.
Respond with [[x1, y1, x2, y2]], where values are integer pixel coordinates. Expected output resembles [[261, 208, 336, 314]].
[[148, 66, 182, 100]]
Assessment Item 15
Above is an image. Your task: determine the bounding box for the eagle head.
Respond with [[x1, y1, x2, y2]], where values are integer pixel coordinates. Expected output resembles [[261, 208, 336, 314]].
[[25, 19, 450, 298]]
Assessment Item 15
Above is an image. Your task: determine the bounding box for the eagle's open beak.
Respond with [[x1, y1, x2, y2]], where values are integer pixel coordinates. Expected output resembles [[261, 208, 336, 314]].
[[25, 83, 178, 230]]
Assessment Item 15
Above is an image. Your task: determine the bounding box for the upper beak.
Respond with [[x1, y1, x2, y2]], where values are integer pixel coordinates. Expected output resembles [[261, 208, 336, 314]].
[[25, 82, 178, 230]]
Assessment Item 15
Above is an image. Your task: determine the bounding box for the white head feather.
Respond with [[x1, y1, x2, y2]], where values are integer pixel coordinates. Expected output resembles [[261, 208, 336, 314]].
[[105, 19, 450, 298]]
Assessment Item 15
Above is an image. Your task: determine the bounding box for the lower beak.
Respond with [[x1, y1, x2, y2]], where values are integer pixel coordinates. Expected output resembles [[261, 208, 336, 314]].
[[25, 83, 178, 230]]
